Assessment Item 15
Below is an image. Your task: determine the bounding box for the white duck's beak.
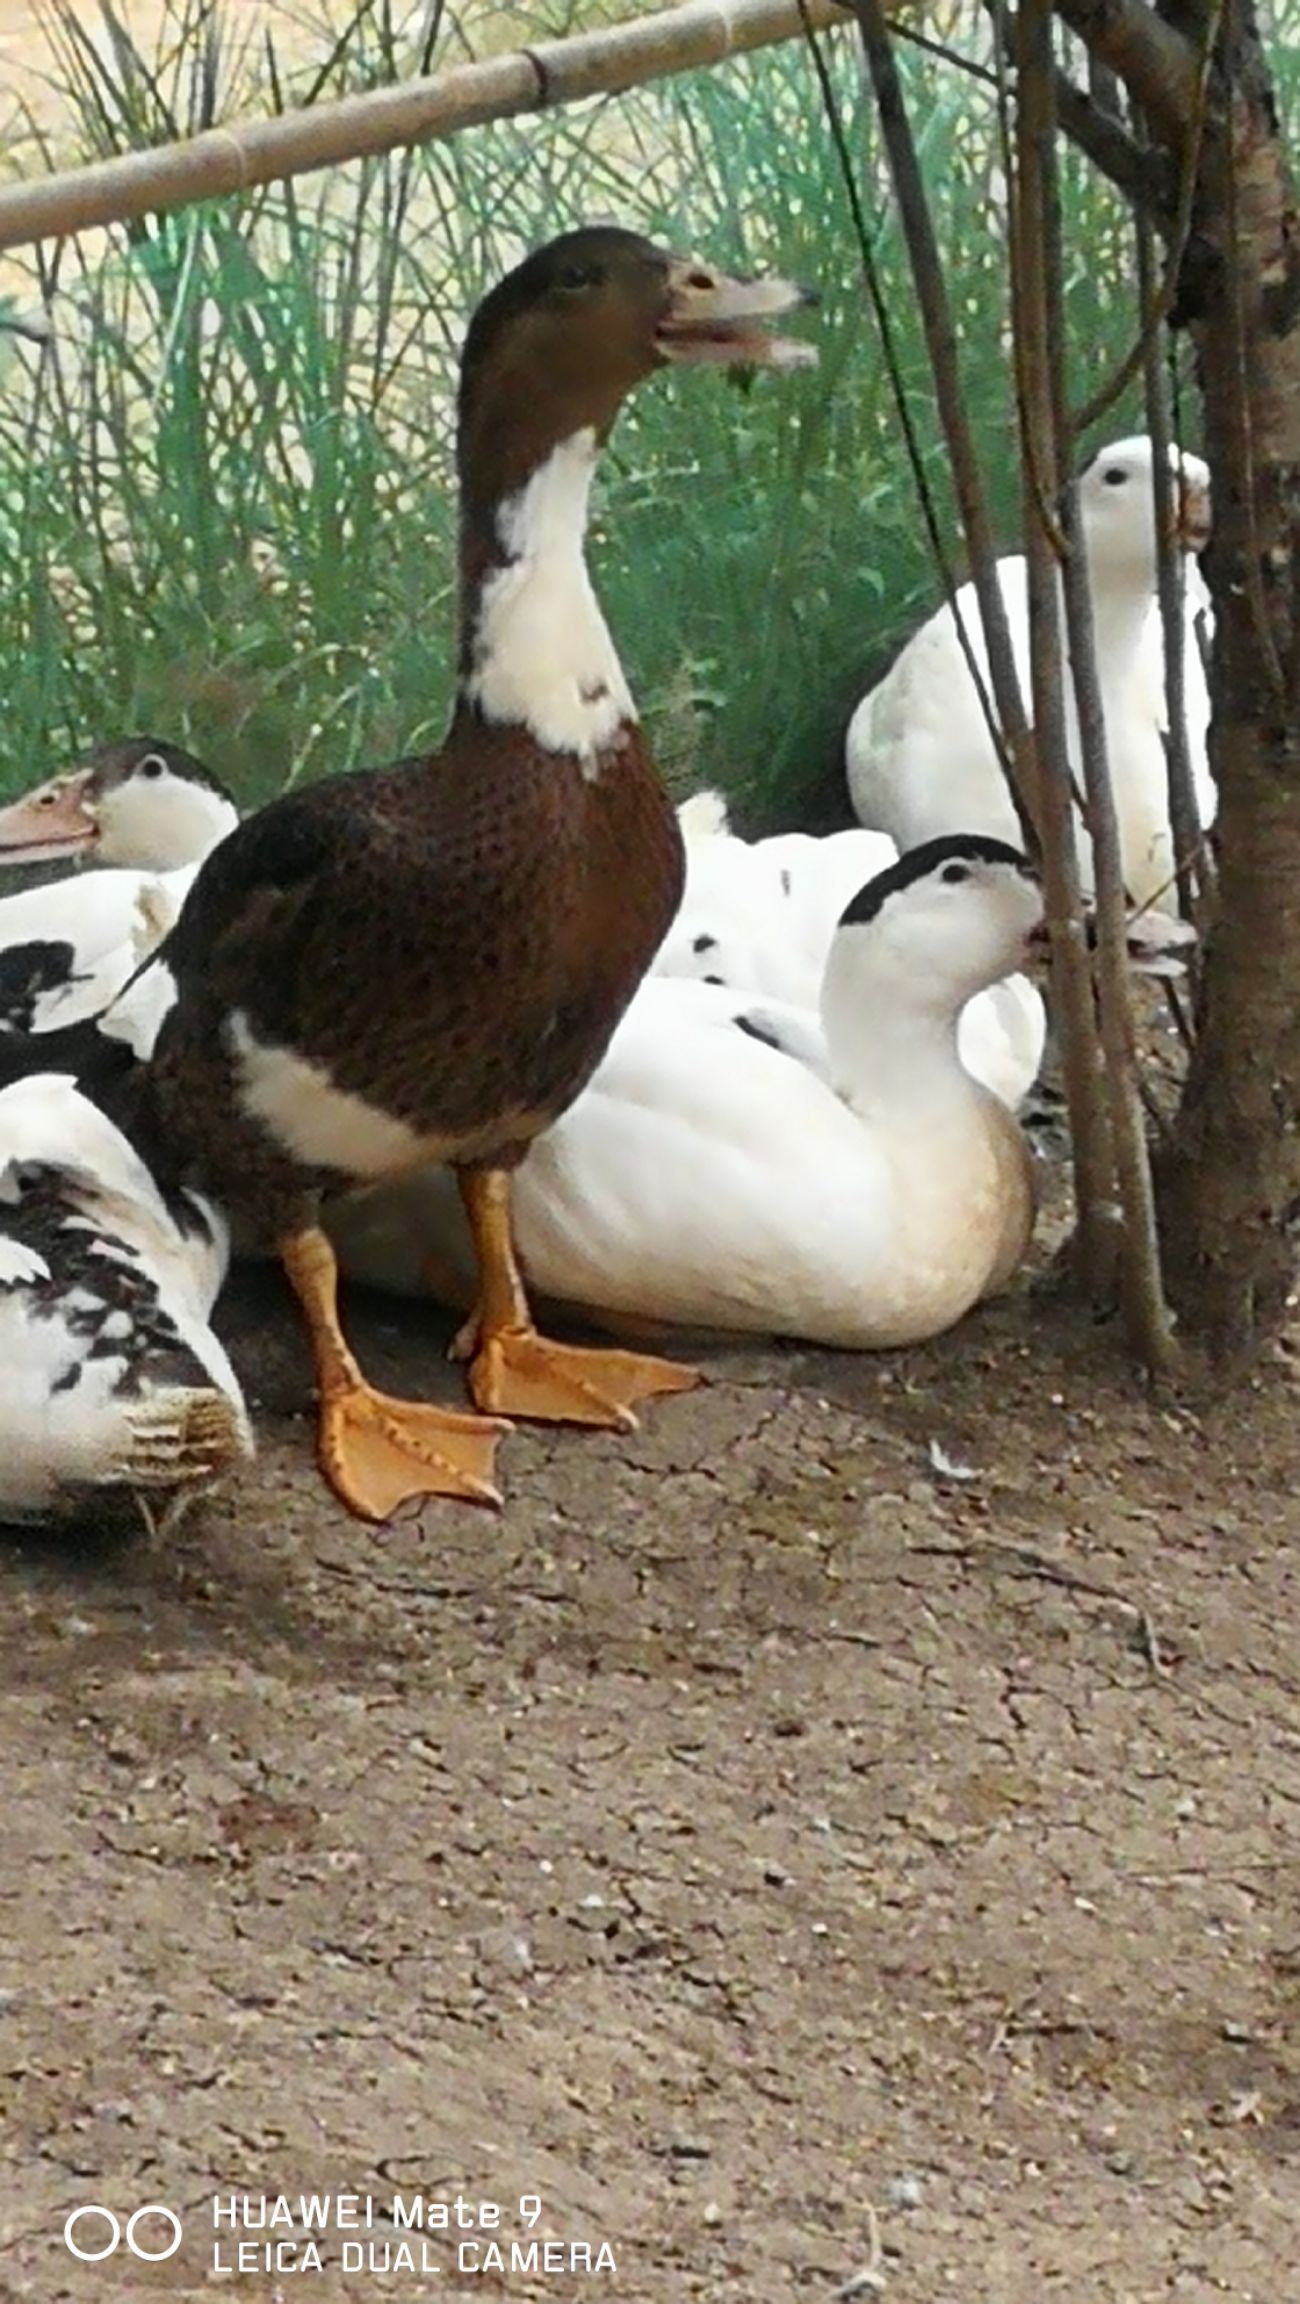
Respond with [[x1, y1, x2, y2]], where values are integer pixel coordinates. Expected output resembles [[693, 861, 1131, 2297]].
[[0, 768, 99, 863], [1174, 475, 1212, 555], [656, 257, 818, 371]]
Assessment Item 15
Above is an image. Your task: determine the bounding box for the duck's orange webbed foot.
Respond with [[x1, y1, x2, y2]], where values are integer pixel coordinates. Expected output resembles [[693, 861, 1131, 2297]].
[[454, 1314, 700, 1429], [453, 1167, 701, 1431], [281, 1224, 509, 1522], [320, 1383, 506, 1520]]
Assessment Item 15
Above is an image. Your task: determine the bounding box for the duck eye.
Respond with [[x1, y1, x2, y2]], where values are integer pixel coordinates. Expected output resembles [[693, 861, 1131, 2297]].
[[1103, 466, 1128, 487], [941, 861, 971, 884], [556, 263, 602, 294], [139, 753, 166, 779]]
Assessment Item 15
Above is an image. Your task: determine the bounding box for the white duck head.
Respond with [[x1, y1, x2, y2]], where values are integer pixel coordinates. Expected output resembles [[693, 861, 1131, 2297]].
[[822, 835, 1044, 1105], [0, 738, 238, 871], [1077, 435, 1211, 590]]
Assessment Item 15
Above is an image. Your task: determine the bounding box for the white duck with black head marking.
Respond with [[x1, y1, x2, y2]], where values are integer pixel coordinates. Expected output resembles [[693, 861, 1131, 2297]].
[[326, 835, 1044, 1347], [0, 1073, 253, 1528], [0, 738, 236, 1036]]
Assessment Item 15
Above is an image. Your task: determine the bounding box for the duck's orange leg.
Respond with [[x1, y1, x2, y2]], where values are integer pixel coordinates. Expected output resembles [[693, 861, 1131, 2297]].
[[451, 1169, 700, 1428], [280, 1226, 508, 1520]]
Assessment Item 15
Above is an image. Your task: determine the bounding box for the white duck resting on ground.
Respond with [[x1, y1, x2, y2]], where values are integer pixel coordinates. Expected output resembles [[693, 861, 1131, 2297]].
[[0, 738, 234, 1035], [845, 435, 1216, 908], [325, 836, 1046, 1347], [660, 787, 1047, 1110], [0, 1072, 253, 1528]]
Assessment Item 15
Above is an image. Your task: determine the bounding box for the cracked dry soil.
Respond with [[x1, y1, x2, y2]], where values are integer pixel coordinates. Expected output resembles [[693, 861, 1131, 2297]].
[[1, 1258, 1298, 2304]]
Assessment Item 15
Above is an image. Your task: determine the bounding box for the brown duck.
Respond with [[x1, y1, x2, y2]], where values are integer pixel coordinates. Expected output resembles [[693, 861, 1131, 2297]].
[[130, 225, 816, 1521]]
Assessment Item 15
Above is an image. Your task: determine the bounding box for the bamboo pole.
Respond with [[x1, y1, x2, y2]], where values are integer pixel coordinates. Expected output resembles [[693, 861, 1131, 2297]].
[[0, 0, 845, 253]]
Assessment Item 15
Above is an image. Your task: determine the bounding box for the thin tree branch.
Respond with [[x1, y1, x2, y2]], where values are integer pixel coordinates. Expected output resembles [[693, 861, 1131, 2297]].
[[1072, 0, 1220, 435], [849, 0, 1041, 852], [1139, 217, 1211, 939], [1010, 0, 1120, 1293], [1054, 71, 1176, 223]]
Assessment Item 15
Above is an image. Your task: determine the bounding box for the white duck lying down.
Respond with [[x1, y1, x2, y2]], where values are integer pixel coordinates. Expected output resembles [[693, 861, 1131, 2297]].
[[0, 737, 234, 1036], [845, 434, 1216, 908], [0, 1074, 253, 1529], [327, 836, 1046, 1349], [662, 787, 1047, 1110]]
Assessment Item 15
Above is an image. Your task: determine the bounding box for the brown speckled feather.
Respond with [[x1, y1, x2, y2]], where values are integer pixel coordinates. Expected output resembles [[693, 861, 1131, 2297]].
[[139, 708, 681, 1237]]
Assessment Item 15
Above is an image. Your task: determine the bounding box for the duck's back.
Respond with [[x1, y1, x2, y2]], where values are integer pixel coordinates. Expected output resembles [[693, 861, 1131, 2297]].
[[846, 560, 1032, 852]]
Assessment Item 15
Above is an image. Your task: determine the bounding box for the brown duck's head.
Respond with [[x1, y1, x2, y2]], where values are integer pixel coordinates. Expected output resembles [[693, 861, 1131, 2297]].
[[458, 225, 817, 502], [0, 736, 236, 871]]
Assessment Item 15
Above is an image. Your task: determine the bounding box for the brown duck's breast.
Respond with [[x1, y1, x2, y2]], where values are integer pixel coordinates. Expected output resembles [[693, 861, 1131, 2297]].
[[194, 717, 684, 1162]]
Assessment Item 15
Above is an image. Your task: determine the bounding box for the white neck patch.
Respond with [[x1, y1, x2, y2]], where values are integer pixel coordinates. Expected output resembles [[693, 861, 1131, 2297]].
[[462, 427, 636, 775]]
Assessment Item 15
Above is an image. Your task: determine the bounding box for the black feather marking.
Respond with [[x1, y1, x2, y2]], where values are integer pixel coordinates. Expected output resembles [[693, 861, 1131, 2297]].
[[0, 1014, 136, 1095], [0, 941, 82, 1034], [0, 1172, 212, 1399], [838, 835, 1034, 931], [733, 1012, 782, 1051], [691, 932, 718, 955]]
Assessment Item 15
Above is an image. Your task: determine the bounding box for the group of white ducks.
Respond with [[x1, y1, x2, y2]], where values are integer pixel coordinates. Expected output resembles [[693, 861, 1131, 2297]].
[[0, 432, 1211, 1528]]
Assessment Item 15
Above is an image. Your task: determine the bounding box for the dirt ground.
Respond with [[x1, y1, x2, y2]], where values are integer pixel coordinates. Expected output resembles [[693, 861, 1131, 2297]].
[[1, 1239, 1297, 2304]]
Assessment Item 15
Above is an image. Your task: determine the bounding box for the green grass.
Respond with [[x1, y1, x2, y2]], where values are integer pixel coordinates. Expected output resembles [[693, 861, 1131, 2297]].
[[0, 2, 1252, 828]]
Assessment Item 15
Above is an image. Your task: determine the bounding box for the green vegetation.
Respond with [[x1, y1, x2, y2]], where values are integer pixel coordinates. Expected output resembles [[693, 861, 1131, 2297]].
[[0, 1, 1223, 826]]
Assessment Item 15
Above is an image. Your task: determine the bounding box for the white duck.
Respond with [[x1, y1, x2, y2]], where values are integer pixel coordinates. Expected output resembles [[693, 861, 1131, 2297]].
[[845, 436, 1215, 907], [325, 836, 1044, 1347], [0, 1072, 253, 1528], [0, 738, 235, 1035], [659, 788, 1046, 1111]]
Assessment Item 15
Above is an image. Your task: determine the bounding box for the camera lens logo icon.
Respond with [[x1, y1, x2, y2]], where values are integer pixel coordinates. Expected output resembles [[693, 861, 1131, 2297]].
[[63, 2205, 183, 2262]]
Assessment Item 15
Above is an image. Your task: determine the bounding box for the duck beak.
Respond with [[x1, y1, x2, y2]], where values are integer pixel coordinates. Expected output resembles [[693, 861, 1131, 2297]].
[[0, 768, 100, 863], [656, 257, 818, 371], [1173, 475, 1212, 555], [1022, 917, 1053, 971]]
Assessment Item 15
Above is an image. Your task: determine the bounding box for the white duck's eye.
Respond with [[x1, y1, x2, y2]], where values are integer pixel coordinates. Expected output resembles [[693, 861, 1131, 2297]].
[[1103, 466, 1128, 487], [941, 861, 971, 885], [138, 753, 167, 779]]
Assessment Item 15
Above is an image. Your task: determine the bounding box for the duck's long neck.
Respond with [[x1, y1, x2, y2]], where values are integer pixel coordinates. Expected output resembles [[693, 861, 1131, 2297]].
[[455, 426, 636, 773], [820, 947, 972, 1121], [1081, 553, 1156, 668]]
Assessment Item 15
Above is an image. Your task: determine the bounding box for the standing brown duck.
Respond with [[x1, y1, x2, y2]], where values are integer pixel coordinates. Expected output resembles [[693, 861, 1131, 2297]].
[[131, 225, 816, 1521]]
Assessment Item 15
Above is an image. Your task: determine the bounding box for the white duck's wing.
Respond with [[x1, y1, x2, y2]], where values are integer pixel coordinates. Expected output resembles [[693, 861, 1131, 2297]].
[[0, 867, 166, 1033], [0, 1075, 249, 1525], [657, 825, 822, 1005], [750, 827, 900, 975], [846, 562, 1031, 850]]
